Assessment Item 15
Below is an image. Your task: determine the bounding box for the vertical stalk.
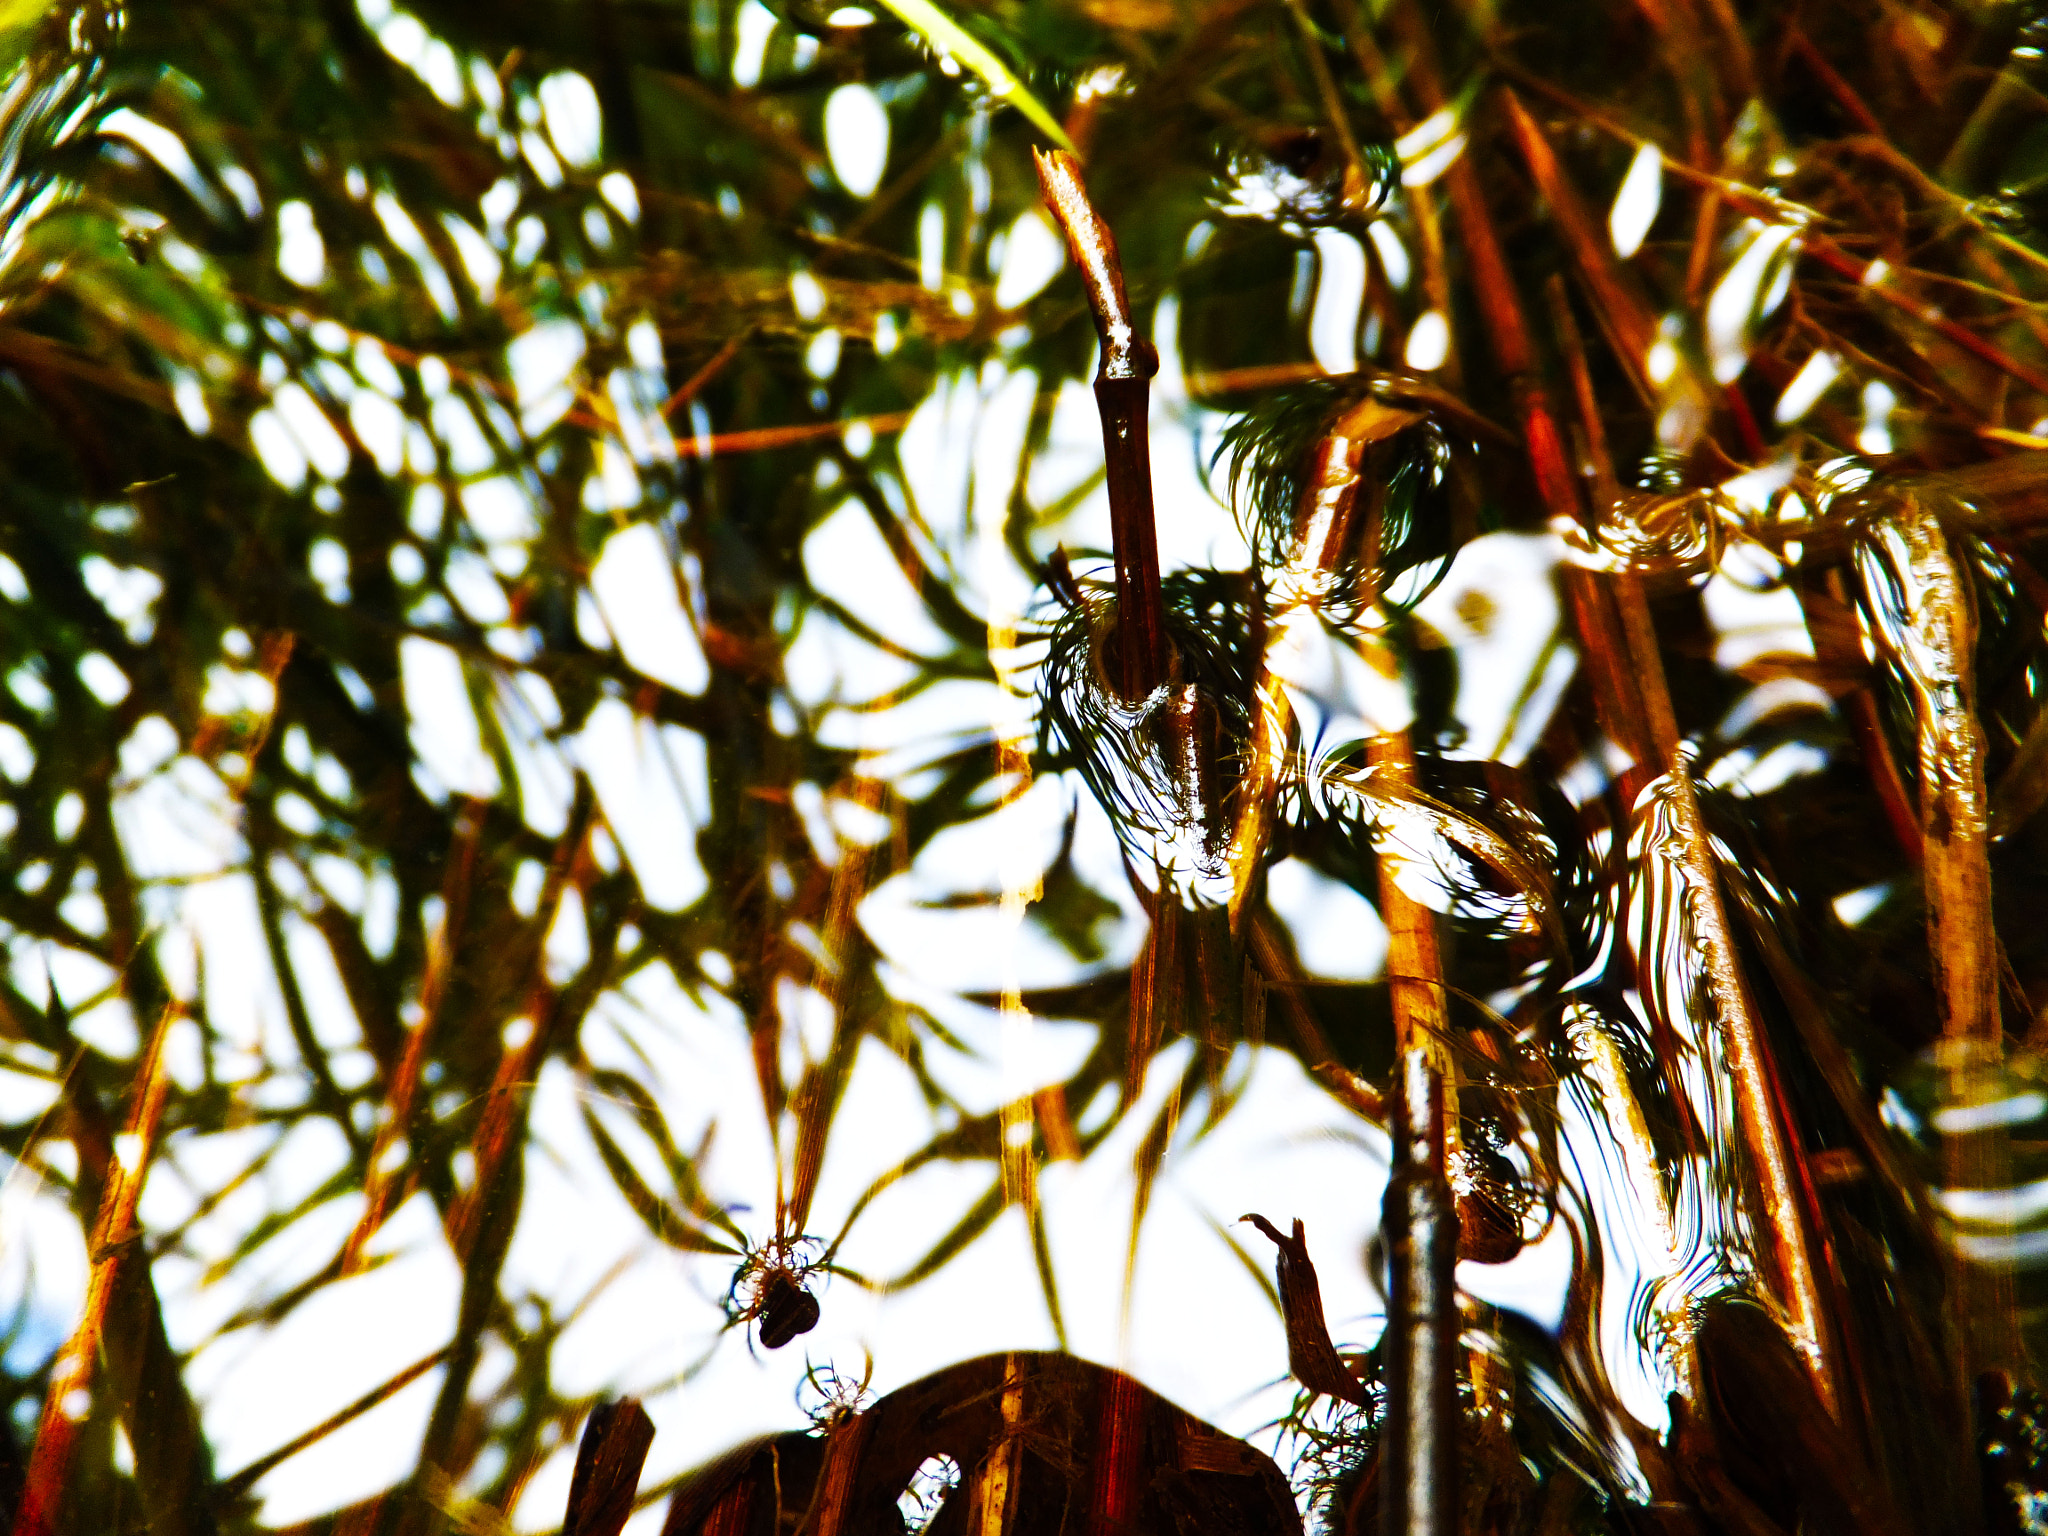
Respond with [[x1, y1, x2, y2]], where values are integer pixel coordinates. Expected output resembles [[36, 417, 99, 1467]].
[[1364, 732, 1459, 1536], [689, 1479, 753, 1536], [1220, 345, 1459, 1527], [1034, 149, 1187, 1105], [1857, 496, 2018, 1378], [1556, 301, 1839, 1409], [1654, 766, 1841, 1414], [1378, 1040, 1459, 1536], [971, 1357, 1025, 1536], [1034, 149, 1169, 700], [1405, 41, 1841, 1407]]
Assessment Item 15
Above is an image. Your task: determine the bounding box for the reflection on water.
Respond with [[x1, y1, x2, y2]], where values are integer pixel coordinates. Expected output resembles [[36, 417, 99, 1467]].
[[13, 1, 2048, 1529]]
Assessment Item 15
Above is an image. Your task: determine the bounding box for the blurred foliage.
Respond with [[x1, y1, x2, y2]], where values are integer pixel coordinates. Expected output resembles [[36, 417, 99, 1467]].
[[4, 0, 2048, 1531]]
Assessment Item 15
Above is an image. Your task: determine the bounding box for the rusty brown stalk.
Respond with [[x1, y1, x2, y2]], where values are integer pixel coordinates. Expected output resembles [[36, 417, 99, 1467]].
[[1285, 391, 1461, 1525], [14, 1005, 181, 1536], [1091, 1367, 1147, 1533], [1805, 239, 2048, 402], [805, 1405, 875, 1536], [1550, 295, 1837, 1400], [1501, 92, 1658, 407], [1033, 149, 1169, 701], [1401, 49, 1844, 1411], [1655, 766, 1843, 1414], [1857, 496, 2019, 1378]]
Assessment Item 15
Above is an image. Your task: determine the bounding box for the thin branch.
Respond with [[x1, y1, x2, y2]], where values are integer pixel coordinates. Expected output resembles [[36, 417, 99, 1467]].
[[216, 1349, 454, 1503]]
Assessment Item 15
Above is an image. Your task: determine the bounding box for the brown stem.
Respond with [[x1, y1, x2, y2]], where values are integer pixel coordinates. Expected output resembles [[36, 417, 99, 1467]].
[[15, 1007, 181, 1536], [1502, 92, 1658, 406], [1406, 53, 1840, 1409], [1857, 497, 2018, 1378], [1033, 149, 1170, 699], [1806, 238, 2048, 401], [1659, 768, 1842, 1415]]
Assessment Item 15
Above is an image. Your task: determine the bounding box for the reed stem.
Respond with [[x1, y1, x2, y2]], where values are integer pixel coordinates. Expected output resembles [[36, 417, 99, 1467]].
[[1034, 150, 1170, 701]]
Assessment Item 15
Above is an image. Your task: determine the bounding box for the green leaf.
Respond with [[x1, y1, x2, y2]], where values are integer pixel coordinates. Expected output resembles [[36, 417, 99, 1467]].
[[870, 0, 1073, 151]]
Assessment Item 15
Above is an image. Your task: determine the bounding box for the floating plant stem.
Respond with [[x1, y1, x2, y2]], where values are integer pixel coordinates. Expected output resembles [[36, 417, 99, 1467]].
[[1857, 500, 2001, 1053], [1226, 346, 1464, 1529], [1856, 495, 2020, 1377], [1644, 761, 1842, 1416], [1428, 62, 1843, 1412], [1364, 731, 1461, 1536], [1033, 149, 1170, 701]]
